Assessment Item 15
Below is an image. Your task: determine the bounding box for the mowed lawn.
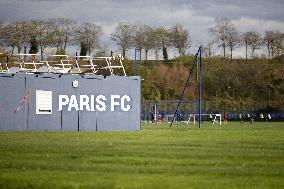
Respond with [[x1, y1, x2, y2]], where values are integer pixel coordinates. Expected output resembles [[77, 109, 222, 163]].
[[0, 122, 283, 189]]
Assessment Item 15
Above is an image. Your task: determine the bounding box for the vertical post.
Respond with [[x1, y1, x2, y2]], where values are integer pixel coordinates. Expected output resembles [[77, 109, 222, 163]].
[[76, 52, 78, 60], [198, 46, 202, 128], [134, 49, 137, 76], [250, 88, 252, 111], [215, 90, 218, 111], [154, 102, 157, 124], [268, 87, 271, 107]]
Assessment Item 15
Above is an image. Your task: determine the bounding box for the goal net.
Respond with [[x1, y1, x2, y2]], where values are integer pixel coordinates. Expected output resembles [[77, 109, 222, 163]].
[[187, 114, 222, 125]]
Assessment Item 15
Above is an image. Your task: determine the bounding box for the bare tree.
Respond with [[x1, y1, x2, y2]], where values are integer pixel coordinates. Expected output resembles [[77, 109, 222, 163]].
[[133, 24, 156, 60], [242, 32, 251, 60], [209, 18, 234, 58], [31, 20, 55, 58], [242, 31, 262, 59], [152, 26, 171, 60], [0, 21, 5, 48], [170, 24, 190, 56], [152, 29, 161, 60], [3, 21, 30, 54], [143, 25, 155, 60], [76, 23, 102, 56], [133, 23, 145, 61], [49, 18, 76, 52], [274, 32, 284, 57], [111, 22, 134, 58], [226, 27, 239, 59], [264, 31, 284, 58], [203, 41, 214, 58], [2, 24, 15, 53]]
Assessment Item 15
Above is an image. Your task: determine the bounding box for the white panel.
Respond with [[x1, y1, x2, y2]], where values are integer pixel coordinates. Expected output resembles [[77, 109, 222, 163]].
[[36, 90, 52, 114]]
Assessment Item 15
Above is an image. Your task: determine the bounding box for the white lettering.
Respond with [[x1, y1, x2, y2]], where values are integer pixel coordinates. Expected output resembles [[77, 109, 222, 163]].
[[90, 95, 95, 111], [68, 95, 79, 111], [121, 95, 131, 111], [58, 95, 69, 111], [58, 94, 132, 112], [111, 95, 120, 111], [80, 95, 90, 111], [96, 95, 106, 111]]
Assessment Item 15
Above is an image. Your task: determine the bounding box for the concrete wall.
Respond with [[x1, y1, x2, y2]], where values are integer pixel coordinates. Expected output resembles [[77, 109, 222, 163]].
[[0, 73, 141, 131]]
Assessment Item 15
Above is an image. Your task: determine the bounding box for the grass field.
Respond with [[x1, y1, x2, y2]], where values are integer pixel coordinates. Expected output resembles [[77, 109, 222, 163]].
[[0, 122, 283, 189]]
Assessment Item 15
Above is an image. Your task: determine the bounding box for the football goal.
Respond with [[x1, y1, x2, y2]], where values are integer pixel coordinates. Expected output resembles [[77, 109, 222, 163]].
[[187, 113, 222, 125]]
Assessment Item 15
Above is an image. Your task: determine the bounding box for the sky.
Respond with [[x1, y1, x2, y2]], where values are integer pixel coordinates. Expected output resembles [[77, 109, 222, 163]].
[[0, 0, 283, 58]]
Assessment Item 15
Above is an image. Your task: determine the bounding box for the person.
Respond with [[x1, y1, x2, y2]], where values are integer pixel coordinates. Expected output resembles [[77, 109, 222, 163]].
[[150, 111, 155, 123], [209, 114, 213, 124], [161, 111, 165, 120], [238, 113, 243, 123], [259, 113, 264, 122], [250, 113, 254, 124], [247, 113, 251, 122], [223, 112, 228, 124], [264, 113, 268, 122]]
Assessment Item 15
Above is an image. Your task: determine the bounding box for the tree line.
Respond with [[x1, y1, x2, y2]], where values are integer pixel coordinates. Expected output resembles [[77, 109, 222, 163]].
[[0, 18, 283, 59], [0, 18, 189, 60], [0, 18, 101, 57], [208, 18, 284, 59]]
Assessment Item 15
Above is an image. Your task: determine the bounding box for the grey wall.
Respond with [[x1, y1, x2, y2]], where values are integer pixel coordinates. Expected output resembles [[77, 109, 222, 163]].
[[0, 74, 27, 131], [0, 73, 141, 131]]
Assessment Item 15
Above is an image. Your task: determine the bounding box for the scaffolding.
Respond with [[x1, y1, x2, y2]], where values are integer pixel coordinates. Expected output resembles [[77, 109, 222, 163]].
[[0, 53, 127, 76]]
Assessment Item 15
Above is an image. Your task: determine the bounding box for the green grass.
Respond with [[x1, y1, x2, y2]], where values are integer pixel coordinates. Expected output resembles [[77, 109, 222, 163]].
[[0, 122, 283, 189]]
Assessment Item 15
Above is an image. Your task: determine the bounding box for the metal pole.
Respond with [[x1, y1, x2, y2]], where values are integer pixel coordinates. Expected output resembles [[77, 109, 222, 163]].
[[268, 87, 271, 107], [250, 88, 252, 111], [154, 102, 157, 124], [198, 46, 202, 128], [215, 90, 218, 111], [134, 49, 137, 76]]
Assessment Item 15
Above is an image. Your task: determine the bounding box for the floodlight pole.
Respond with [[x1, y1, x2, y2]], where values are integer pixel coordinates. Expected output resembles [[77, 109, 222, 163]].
[[198, 46, 202, 128]]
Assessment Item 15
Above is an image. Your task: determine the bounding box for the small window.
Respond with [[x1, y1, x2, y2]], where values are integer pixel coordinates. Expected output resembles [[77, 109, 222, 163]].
[[36, 90, 52, 114]]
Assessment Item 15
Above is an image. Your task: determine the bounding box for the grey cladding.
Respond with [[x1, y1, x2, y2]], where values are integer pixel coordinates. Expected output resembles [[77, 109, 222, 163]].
[[0, 74, 141, 131]]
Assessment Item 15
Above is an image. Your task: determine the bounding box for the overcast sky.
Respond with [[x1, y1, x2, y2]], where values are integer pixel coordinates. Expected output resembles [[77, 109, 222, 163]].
[[0, 0, 283, 57]]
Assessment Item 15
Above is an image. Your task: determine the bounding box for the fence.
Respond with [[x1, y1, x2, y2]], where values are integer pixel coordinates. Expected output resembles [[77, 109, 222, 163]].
[[142, 100, 284, 122]]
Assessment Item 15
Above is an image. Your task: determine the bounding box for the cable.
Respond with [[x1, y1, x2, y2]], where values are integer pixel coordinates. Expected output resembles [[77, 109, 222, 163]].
[[170, 48, 201, 127]]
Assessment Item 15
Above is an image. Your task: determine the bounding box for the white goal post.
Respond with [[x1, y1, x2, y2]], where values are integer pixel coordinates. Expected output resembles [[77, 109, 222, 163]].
[[187, 113, 222, 125]]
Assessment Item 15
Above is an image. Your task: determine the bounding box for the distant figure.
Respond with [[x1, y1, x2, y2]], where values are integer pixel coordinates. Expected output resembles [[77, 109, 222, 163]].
[[267, 113, 272, 122], [161, 111, 165, 122], [209, 114, 214, 124], [238, 113, 243, 123], [223, 112, 228, 124], [250, 113, 254, 124], [259, 113, 264, 122], [264, 113, 268, 122], [246, 113, 251, 122], [150, 111, 155, 123]]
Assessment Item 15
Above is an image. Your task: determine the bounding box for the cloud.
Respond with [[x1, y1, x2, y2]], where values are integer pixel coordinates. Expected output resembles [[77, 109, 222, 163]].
[[0, 0, 283, 57]]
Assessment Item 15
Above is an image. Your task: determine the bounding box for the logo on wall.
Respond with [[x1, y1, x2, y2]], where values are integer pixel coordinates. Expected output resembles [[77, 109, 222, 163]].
[[35, 90, 132, 114], [58, 94, 131, 112], [72, 80, 79, 88]]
